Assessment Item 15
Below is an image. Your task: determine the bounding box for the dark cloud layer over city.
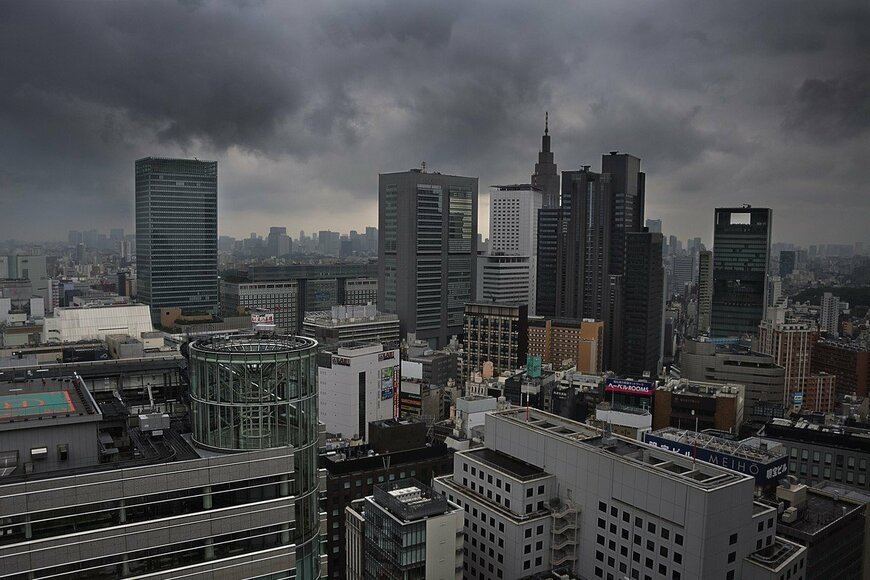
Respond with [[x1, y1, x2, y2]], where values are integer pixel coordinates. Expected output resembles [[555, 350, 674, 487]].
[[1, 0, 868, 245]]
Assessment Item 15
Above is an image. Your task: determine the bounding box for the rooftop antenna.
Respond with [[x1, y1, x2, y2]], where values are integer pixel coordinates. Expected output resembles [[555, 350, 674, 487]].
[[545, 111, 549, 136]]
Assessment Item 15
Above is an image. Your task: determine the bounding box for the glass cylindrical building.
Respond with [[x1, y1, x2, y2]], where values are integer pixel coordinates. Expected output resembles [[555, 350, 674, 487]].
[[188, 333, 320, 578]]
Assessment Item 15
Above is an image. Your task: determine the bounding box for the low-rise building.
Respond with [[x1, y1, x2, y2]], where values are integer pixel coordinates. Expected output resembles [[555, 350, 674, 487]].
[[653, 378, 745, 433], [317, 341, 400, 441], [302, 304, 399, 347], [761, 417, 870, 492], [346, 479, 463, 580]]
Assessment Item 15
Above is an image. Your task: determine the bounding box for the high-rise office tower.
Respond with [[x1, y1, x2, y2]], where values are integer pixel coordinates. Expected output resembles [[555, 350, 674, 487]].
[[819, 292, 840, 336], [534, 206, 563, 317], [711, 207, 772, 338], [645, 218, 662, 233], [531, 112, 560, 209], [621, 231, 664, 377], [378, 169, 477, 348], [602, 152, 645, 278], [560, 167, 614, 320], [267, 226, 292, 257], [489, 184, 543, 314], [697, 250, 713, 335], [135, 157, 218, 321]]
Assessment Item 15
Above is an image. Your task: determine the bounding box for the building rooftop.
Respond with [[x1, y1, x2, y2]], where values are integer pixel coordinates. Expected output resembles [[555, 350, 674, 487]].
[[660, 378, 743, 398], [490, 184, 541, 191], [763, 418, 870, 453], [494, 408, 749, 490], [303, 305, 398, 327], [648, 428, 786, 463], [774, 489, 865, 536], [0, 374, 99, 429], [745, 537, 805, 572], [372, 478, 453, 522], [466, 447, 548, 480], [189, 333, 317, 354]]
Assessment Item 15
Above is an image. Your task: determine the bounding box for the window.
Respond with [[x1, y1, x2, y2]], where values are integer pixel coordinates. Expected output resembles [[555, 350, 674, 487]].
[[611, 506, 618, 517], [524, 560, 531, 570], [525, 529, 532, 539], [648, 522, 657, 534], [661, 546, 669, 557], [622, 529, 630, 540], [596, 551, 604, 562], [537, 484, 544, 494], [623, 512, 631, 523], [535, 556, 542, 566], [675, 533, 683, 546], [599, 501, 607, 512], [661, 528, 670, 540], [729, 533, 737, 544], [635, 516, 643, 527], [524, 544, 531, 554], [728, 552, 736, 563], [536, 541, 543, 550], [647, 540, 654, 551], [726, 571, 735, 580], [674, 552, 682, 564], [536, 524, 544, 535], [505, 483, 511, 492]]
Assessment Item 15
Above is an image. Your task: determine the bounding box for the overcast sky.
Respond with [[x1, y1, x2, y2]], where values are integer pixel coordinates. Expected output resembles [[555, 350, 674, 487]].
[[1, 1, 868, 246]]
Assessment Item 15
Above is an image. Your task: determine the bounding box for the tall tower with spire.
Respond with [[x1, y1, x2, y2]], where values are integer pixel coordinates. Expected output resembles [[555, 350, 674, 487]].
[[532, 112, 560, 209]]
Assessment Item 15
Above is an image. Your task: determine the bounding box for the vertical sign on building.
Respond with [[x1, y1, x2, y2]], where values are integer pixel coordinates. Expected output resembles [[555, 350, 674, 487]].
[[393, 365, 401, 418]]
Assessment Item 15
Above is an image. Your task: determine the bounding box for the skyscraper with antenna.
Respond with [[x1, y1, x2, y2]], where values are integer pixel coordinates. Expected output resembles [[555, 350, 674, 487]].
[[532, 112, 560, 209]]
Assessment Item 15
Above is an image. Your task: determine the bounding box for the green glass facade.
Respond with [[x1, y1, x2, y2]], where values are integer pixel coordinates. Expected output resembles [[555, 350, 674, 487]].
[[188, 334, 321, 578]]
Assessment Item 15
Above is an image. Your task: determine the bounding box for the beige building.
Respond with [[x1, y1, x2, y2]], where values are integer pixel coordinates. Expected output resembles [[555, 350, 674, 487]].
[[528, 317, 603, 372]]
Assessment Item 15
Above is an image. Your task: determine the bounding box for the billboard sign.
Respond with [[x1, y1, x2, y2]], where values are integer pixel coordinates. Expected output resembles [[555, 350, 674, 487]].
[[251, 311, 274, 325], [527, 354, 542, 378], [393, 365, 401, 417], [381, 367, 394, 400], [643, 433, 789, 485], [792, 391, 803, 406], [605, 378, 655, 396]]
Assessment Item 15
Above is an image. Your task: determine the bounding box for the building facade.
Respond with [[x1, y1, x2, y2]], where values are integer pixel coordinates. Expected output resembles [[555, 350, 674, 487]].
[[135, 157, 218, 320], [711, 207, 772, 338], [653, 378, 746, 433], [346, 479, 463, 580], [320, 422, 453, 579], [434, 408, 805, 580], [697, 250, 713, 335], [317, 342, 401, 441], [476, 254, 532, 305], [221, 262, 378, 333], [462, 303, 528, 379], [378, 169, 478, 348], [527, 317, 604, 372], [488, 184, 543, 314], [302, 304, 400, 347], [679, 338, 785, 422], [812, 340, 870, 398], [621, 231, 664, 378]]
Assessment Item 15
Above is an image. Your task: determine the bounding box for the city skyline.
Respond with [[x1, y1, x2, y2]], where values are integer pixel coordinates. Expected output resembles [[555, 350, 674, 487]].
[[1, 1, 868, 246]]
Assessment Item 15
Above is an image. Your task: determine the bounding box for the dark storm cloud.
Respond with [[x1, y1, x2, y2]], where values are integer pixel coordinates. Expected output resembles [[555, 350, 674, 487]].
[[0, 0, 868, 244], [784, 73, 870, 141]]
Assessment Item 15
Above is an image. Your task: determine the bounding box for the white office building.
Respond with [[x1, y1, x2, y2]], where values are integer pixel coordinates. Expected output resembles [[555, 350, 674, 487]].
[[489, 184, 543, 315], [435, 408, 806, 580], [43, 303, 154, 343], [476, 254, 531, 305], [819, 291, 841, 336], [317, 342, 400, 441]]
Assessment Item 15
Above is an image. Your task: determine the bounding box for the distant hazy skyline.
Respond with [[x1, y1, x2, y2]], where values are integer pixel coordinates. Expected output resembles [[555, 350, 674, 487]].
[[1, 1, 868, 246]]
